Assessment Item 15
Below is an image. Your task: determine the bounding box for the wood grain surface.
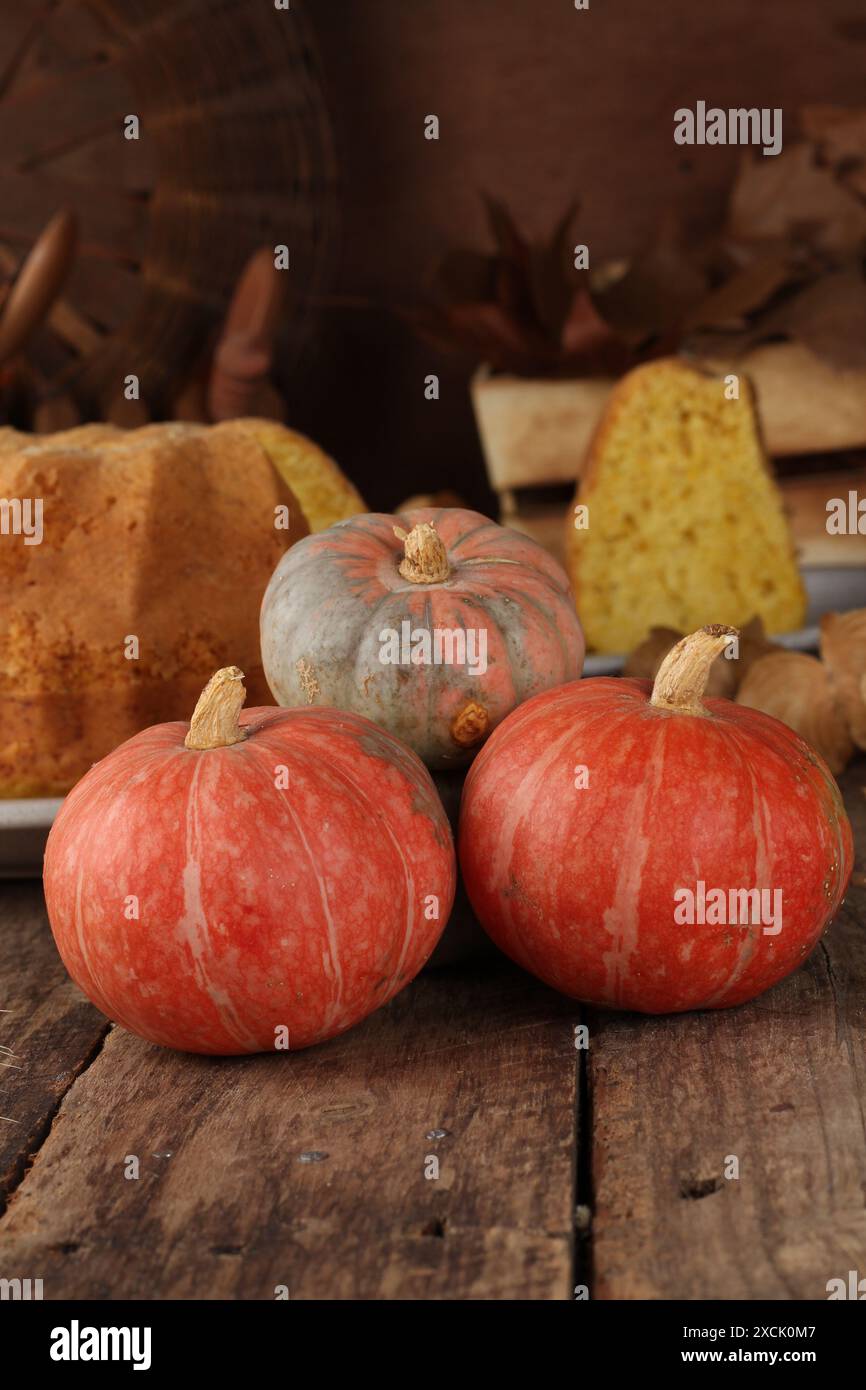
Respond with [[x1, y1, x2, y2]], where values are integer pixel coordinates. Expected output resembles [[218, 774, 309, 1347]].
[[0, 884, 109, 1216], [590, 761, 866, 1300], [1, 760, 864, 1299], [0, 938, 578, 1299]]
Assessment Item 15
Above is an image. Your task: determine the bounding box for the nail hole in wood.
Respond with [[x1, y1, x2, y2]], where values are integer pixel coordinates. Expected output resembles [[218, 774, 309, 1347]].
[[679, 1176, 723, 1200], [421, 1217, 447, 1238]]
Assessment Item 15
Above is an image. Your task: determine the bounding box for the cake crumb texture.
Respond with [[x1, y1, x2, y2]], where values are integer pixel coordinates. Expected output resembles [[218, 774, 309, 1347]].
[[565, 358, 807, 653], [0, 421, 308, 796]]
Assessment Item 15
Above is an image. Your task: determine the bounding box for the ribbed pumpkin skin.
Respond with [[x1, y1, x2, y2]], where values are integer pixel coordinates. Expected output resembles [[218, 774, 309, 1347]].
[[260, 508, 585, 769], [45, 707, 455, 1054], [459, 678, 853, 1013]]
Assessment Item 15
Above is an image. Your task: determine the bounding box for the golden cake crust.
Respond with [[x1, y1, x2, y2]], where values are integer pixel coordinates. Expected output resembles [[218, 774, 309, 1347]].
[[0, 421, 308, 796], [232, 418, 366, 532]]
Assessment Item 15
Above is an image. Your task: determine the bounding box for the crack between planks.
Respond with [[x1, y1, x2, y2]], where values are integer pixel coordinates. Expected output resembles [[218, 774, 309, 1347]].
[[572, 1004, 593, 1300], [819, 938, 856, 1054], [0, 1021, 113, 1221], [408, 1219, 573, 1243], [819, 940, 866, 1157]]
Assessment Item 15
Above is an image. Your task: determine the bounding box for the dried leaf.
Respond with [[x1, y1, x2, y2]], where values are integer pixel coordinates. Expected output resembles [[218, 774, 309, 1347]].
[[560, 289, 625, 363], [493, 256, 537, 330], [686, 267, 866, 370], [805, 105, 866, 201], [482, 193, 528, 265], [595, 214, 708, 346], [408, 159, 866, 378], [800, 105, 866, 172], [729, 144, 866, 255], [757, 270, 866, 370], [684, 254, 796, 331], [434, 300, 544, 373], [528, 201, 581, 342], [844, 167, 866, 201], [680, 326, 758, 362]]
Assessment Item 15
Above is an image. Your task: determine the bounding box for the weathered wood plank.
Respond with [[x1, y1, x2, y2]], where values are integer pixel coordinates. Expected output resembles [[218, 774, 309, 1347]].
[[0, 881, 109, 1212], [0, 955, 578, 1299], [590, 758, 866, 1300], [10, 754, 862, 1300]]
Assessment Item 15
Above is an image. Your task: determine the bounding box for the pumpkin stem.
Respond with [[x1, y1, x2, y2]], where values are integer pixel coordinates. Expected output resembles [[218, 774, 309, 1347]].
[[393, 521, 450, 584], [650, 625, 739, 716], [184, 667, 248, 750]]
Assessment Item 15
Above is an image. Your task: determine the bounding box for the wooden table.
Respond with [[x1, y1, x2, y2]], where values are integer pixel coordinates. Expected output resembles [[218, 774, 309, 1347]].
[[1, 763, 865, 1302]]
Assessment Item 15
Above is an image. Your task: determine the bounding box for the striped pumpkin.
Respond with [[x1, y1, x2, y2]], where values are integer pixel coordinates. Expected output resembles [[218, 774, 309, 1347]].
[[44, 668, 455, 1054], [459, 626, 853, 1013], [260, 508, 585, 768]]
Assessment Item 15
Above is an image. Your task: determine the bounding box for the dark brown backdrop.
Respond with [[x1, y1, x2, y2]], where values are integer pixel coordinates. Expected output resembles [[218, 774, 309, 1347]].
[[286, 0, 866, 512]]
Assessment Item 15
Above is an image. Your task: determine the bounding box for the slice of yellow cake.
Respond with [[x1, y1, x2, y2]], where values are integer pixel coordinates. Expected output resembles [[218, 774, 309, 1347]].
[[234, 418, 366, 532], [565, 358, 806, 653]]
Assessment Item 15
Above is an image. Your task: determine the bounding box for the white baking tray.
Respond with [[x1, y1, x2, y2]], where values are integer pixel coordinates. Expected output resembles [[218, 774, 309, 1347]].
[[0, 798, 63, 878], [584, 566, 866, 675]]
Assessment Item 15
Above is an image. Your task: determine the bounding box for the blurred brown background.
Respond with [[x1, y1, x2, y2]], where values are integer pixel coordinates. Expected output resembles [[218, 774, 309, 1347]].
[[293, 0, 866, 510], [2, 0, 865, 510]]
